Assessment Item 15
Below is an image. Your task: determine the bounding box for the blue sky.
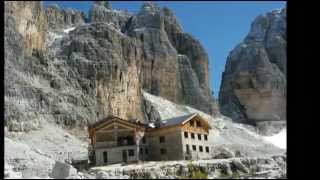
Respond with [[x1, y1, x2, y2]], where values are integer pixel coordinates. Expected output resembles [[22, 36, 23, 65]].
[[43, 1, 286, 98]]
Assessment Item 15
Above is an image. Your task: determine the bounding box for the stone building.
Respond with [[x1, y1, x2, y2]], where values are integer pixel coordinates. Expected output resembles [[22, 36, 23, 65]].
[[146, 113, 212, 161], [88, 113, 212, 166]]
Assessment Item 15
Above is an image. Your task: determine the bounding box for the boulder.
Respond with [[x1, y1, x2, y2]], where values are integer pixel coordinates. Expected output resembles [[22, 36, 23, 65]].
[[212, 147, 235, 159], [143, 98, 161, 123], [49, 161, 78, 179], [231, 159, 249, 173]]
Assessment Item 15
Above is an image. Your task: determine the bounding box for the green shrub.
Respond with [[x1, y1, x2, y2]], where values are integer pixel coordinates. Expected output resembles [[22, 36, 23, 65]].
[[191, 170, 208, 179], [187, 162, 208, 179]]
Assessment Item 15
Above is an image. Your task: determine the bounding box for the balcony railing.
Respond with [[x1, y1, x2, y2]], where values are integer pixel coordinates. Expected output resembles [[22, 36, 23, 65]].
[[95, 141, 136, 148]]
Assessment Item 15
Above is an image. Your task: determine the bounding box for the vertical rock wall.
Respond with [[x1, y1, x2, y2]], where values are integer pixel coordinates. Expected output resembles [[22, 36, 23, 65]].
[[219, 8, 286, 134]]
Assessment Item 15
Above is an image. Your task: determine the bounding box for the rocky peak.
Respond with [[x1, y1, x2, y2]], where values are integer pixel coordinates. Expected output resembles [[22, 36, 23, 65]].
[[162, 6, 182, 24], [245, 7, 286, 44], [140, 2, 161, 15], [161, 6, 183, 35], [45, 4, 85, 32], [5, 1, 220, 133], [125, 2, 164, 32], [219, 7, 286, 135], [125, 3, 219, 116], [47, 4, 60, 10], [245, 7, 286, 74], [93, 1, 111, 9], [89, 1, 131, 30]]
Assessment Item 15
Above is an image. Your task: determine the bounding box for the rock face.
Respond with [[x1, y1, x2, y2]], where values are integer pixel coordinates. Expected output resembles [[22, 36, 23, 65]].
[[5, 1, 218, 132], [45, 4, 86, 31], [89, 1, 131, 30], [5, 1, 46, 56], [126, 2, 181, 105], [126, 2, 219, 115], [59, 23, 146, 122], [5, 2, 142, 131], [142, 98, 161, 124], [162, 5, 218, 115], [219, 8, 286, 135]]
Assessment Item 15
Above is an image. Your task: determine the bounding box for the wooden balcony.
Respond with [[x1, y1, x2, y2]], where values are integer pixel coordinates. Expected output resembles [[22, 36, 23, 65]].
[[95, 140, 136, 149]]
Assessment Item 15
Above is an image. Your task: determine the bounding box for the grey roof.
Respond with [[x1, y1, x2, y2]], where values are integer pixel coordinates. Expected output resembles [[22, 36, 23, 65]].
[[160, 113, 197, 127]]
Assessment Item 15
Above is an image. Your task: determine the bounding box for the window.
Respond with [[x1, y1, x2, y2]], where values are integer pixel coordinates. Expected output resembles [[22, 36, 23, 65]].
[[190, 120, 194, 127], [186, 144, 190, 153], [196, 121, 201, 127], [184, 132, 188, 138], [160, 148, 167, 155], [103, 151, 108, 163], [128, 149, 134, 156], [145, 148, 149, 155], [204, 134, 208, 141], [159, 136, 165, 143], [199, 146, 203, 152], [118, 136, 135, 146], [192, 145, 196, 151], [198, 134, 202, 140], [206, 146, 209, 153], [140, 148, 143, 155], [142, 137, 146, 144], [191, 133, 195, 139]]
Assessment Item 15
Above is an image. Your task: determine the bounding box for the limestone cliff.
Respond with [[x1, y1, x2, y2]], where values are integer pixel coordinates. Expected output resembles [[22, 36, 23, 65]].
[[5, 1, 46, 56], [89, 1, 131, 30], [45, 4, 86, 31], [59, 23, 145, 122], [5, 1, 219, 132], [219, 8, 286, 135], [126, 2, 219, 115]]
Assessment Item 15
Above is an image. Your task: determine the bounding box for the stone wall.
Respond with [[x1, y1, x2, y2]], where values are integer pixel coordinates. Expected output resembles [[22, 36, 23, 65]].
[[147, 127, 184, 161], [95, 145, 145, 166], [181, 131, 212, 160]]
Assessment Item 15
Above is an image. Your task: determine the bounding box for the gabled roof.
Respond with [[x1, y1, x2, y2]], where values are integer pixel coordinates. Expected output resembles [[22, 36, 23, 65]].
[[88, 115, 147, 131], [160, 113, 197, 127], [157, 113, 211, 129]]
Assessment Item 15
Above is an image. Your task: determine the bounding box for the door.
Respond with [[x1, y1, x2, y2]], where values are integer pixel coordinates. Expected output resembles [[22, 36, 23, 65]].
[[103, 151, 108, 164], [122, 150, 127, 162]]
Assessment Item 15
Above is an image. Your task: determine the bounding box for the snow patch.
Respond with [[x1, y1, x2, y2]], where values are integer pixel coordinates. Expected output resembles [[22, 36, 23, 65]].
[[133, 28, 147, 32], [148, 123, 155, 128], [263, 128, 286, 149], [105, 23, 126, 37], [45, 32, 63, 48], [63, 27, 76, 34], [143, 91, 285, 156]]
